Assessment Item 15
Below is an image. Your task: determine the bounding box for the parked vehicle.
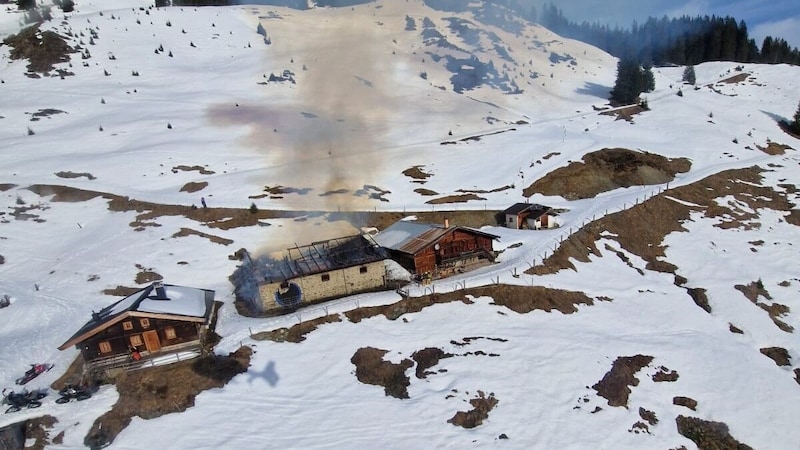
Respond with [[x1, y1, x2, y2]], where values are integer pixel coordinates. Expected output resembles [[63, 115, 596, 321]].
[[2, 388, 47, 413], [55, 385, 92, 404], [15, 363, 54, 385]]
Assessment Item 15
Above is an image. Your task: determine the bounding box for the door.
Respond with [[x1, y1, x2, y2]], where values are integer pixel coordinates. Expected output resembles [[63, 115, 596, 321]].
[[142, 330, 161, 353]]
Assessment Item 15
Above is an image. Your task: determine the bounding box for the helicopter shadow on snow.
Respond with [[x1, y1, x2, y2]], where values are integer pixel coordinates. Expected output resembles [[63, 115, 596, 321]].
[[245, 360, 280, 387]]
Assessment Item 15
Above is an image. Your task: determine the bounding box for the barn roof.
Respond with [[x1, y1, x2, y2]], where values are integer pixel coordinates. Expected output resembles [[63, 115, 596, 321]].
[[374, 221, 499, 256], [255, 234, 389, 284], [58, 282, 215, 350], [501, 203, 555, 218]]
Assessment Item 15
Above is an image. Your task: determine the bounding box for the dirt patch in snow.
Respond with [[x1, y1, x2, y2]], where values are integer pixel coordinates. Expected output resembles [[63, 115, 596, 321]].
[[179, 182, 208, 193], [10, 415, 59, 450], [172, 227, 233, 246], [523, 148, 691, 200], [350, 347, 413, 399], [172, 165, 215, 175], [448, 391, 499, 428], [528, 167, 797, 284], [134, 265, 162, 284], [403, 165, 433, 181], [757, 141, 793, 155], [414, 187, 439, 196], [26, 184, 500, 232], [675, 415, 753, 450], [599, 104, 646, 122], [760, 347, 791, 366], [101, 285, 140, 297], [344, 285, 595, 324], [685, 287, 711, 313], [652, 366, 679, 382], [719, 73, 750, 84], [55, 171, 96, 180], [2, 24, 75, 74], [0, 184, 16, 192], [251, 314, 342, 343], [735, 281, 793, 332], [673, 396, 698, 411], [85, 346, 251, 448], [412, 347, 453, 379], [592, 354, 654, 407], [426, 193, 486, 204]]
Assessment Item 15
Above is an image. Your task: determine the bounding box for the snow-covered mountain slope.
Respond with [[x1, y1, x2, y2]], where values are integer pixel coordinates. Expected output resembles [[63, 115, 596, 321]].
[[1, 1, 799, 449]]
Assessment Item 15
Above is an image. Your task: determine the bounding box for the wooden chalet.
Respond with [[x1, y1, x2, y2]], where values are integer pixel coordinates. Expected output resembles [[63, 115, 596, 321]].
[[373, 219, 499, 279], [501, 203, 559, 230], [58, 282, 216, 375]]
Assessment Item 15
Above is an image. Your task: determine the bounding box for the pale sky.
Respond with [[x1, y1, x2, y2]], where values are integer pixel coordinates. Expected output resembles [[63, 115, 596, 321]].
[[529, 0, 800, 49]]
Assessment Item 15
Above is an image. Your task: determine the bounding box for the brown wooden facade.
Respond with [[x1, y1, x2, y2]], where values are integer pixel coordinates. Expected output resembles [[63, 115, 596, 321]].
[[76, 314, 206, 362], [59, 283, 216, 373], [382, 226, 498, 278]]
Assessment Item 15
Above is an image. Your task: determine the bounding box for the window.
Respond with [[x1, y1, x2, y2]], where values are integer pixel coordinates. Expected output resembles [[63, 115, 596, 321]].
[[321, 274, 330, 282], [122, 321, 133, 331], [140, 318, 150, 328], [99, 341, 112, 354], [130, 335, 143, 347], [359, 266, 368, 274], [164, 326, 177, 340]]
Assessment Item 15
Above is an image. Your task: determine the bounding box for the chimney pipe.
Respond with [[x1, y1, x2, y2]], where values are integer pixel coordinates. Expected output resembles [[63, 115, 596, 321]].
[[153, 281, 168, 300], [444, 218, 450, 229]]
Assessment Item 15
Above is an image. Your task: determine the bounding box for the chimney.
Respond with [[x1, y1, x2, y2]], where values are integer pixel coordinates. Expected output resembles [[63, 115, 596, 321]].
[[444, 218, 450, 229], [152, 281, 169, 300]]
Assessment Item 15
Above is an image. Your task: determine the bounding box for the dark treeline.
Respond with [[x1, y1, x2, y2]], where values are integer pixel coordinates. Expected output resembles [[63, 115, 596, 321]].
[[533, 2, 800, 66]]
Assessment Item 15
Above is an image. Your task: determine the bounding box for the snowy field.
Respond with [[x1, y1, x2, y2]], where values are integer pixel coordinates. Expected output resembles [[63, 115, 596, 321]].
[[1, 1, 800, 448]]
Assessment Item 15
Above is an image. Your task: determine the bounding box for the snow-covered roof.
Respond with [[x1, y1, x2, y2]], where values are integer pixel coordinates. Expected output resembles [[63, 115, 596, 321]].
[[374, 221, 499, 255], [58, 283, 215, 350]]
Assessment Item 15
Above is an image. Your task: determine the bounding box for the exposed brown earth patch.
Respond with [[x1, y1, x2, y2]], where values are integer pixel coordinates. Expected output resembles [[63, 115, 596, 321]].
[[251, 314, 342, 343], [10, 415, 59, 450], [639, 407, 658, 425], [673, 396, 698, 411], [403, 165, 433, 181], [455, 185, 513, 194], [55, 171, 96, 180], [344, 285, 594, 324], [426, 193, 486, 204], [675, 415, 753, 450], [729, 324, 744, 334], [794, 368, 800, 385], [172, 227, 233, 246], [350, 347, 413, 399], [592, 354, 654, 407], [760, 347, 791, 366], [719, 73, 750, 84], [523, 148, 691, 200], [600, 104, 645, 122], [102, 285, 140, 297], [179, 181, 208, 193], [414, 188, 439, 196], [134, 265, 162, 284], [448, 391, 499, 428], [757, 141, 793, 155], [686, 287, 711, 313], [411, 347, 453, 379], [652, 366, 679, 382], [0, 183, 16, 192], [172, 165, 215, 175], [735, 281, 793, 332], [26, 184, 500, 232], [527, 167, 795, 286], [85, 347, 251, 448], [3, 24, 75, 73]]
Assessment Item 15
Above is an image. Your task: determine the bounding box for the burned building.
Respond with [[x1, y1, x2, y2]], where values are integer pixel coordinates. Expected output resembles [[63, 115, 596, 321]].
[[234, 234, 389, 315]]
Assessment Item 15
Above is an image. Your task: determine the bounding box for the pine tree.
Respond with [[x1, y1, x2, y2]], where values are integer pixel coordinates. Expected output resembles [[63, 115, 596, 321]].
[[682, 65, 696, 85], [16, 0, 35, 10], [642, 64, 655, 92], [792, 101, 800, 134], [610, 58, 644, 105]]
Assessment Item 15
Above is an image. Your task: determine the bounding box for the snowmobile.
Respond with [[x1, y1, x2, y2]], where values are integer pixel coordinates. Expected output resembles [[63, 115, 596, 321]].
[[2, 388, 47, 413], [55, 384, 92, 404], [15, 363, 53, 385]]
